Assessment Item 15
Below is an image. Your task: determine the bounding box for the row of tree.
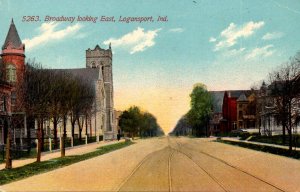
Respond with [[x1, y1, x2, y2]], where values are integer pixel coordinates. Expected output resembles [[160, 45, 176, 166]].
[[118, 106, 164, 138], [6, 61, 95, 168]]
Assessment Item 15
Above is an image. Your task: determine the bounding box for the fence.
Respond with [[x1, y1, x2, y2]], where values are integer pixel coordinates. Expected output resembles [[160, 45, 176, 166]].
[[0, 135, 103, 162]]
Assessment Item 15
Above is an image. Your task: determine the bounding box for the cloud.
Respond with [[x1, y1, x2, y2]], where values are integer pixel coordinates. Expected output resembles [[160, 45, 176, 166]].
[[213, 21, 265, 51], [169, 28, 184, 33], [223, 48, 246, 57], [103, 27, 161, 54], [22, 22, 82, 51], [209, 37, 216, 42], [246, 45, 274, 60], [262, 32, 283, 40]]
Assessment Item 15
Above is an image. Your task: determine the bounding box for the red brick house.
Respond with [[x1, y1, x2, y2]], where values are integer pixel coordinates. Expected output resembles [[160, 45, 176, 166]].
[[220, 90, 254, 133]]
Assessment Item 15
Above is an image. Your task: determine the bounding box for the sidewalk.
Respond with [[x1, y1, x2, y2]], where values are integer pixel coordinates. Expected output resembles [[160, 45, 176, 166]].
[[0, 139, 124, 170], [220, 137, 300, 151]]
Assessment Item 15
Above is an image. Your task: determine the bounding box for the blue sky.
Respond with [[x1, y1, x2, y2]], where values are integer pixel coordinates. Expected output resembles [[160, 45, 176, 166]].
[[0, 0, 300, 133]]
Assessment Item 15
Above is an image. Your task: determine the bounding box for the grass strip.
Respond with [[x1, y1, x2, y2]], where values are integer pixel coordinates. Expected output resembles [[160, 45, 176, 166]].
[[216, 139, 300, 160], [249, 135, 300, 148], [0, 141, 133, 185]]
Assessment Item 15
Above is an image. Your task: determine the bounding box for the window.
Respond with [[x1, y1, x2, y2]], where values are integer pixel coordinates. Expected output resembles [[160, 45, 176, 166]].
[[91, 62, 96, 68], [0, 96, 6, 112], [11, 91, 16, 106], [6, 64, 16, 83], [239, 110, 243, 118]]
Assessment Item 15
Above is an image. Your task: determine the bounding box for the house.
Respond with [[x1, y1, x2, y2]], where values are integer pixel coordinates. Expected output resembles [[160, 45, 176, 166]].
[[209, 90, 256, 134], [258, 79, 300, 135]]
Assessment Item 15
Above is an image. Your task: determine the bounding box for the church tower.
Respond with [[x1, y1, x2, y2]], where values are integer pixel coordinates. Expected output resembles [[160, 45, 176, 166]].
[[86, 44, 115, 139], [1, 19, 25, 111]]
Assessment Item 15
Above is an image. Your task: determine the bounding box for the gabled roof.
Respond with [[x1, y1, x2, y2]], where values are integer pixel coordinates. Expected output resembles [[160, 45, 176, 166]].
[[2, 19, 23, 50], [237, 93, 248, 102]]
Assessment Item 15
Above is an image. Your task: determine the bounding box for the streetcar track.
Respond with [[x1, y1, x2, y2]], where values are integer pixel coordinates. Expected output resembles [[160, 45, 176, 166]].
[[170, 139, 228, 192], [118, 137, 286, 192], [117, 140, 174, 192], [168, 147, 175, 192], [173, 138, 286, 192]]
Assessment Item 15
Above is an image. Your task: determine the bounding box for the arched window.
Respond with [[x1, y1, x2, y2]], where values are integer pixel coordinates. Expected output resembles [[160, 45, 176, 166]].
[[6, 64, 16, 83], [91, 62, 96, 68]]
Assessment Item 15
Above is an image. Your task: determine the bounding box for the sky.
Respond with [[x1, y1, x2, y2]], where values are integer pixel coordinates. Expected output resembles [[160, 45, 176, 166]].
[[0, 0, 300, 134]]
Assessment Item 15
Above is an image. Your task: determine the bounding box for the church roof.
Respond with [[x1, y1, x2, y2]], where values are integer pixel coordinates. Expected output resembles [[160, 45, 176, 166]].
[[2, 19, 23, 50], [51, 68, 101, 84]]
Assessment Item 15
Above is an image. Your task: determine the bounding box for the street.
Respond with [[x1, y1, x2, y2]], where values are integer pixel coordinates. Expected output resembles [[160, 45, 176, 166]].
[[1, 137, 300, 191]]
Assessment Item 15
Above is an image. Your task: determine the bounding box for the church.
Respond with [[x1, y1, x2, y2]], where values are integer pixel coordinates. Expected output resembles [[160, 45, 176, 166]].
[[0, 19, 117, 146]]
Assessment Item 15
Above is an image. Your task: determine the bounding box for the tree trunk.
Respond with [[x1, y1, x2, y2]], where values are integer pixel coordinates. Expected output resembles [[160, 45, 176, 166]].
[[5, 131, 12, 169], [288, 100, 293, 151], [70, 114, 76, 139], [41, 119, 44, 152], [77, 117, 84, 141], [85, 114, 88, 137], [61, 115, 67, 157], [27, 117, 31, 154], [36, 119, 42, 162], [53, 117, 58, 149], [282, 98, 286, 144]]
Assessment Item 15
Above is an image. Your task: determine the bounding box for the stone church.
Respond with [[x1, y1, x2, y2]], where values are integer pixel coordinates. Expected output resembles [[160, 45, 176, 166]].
[[0, 19, 117, 145], [55, 44, 117, 140]]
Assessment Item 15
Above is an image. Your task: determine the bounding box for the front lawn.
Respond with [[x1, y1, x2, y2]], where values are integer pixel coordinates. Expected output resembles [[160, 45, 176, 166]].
[[216, 139, 300, 160], [249, 135, 300, 148]]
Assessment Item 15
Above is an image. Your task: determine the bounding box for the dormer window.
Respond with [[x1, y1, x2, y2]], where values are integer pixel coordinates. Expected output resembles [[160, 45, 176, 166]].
[[6, 64, 16, 83]]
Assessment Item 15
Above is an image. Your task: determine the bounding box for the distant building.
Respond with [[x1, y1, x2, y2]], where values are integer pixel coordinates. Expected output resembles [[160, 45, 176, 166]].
[[209, 90, 257, 134]]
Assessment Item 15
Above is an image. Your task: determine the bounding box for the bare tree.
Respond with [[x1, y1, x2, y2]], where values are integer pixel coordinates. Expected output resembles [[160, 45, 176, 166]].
[[268, 53, 300, 151]]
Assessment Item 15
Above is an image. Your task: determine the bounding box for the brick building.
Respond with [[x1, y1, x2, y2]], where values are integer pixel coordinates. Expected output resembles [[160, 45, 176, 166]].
[[210, 90, 256, 134]]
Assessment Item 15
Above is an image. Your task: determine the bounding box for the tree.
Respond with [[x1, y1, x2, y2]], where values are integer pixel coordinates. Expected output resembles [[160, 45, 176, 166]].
[[24, 63, 54, 162], [268, 52, 300, 151], [119, 106, 164, 138], [187, 83, 213, 137], [119, 106, 141, 139], [170, 115, 192, 136]]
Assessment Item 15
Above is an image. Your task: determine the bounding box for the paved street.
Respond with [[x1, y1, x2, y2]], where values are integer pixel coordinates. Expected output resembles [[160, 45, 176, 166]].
[[1, 137, 300, 192]]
